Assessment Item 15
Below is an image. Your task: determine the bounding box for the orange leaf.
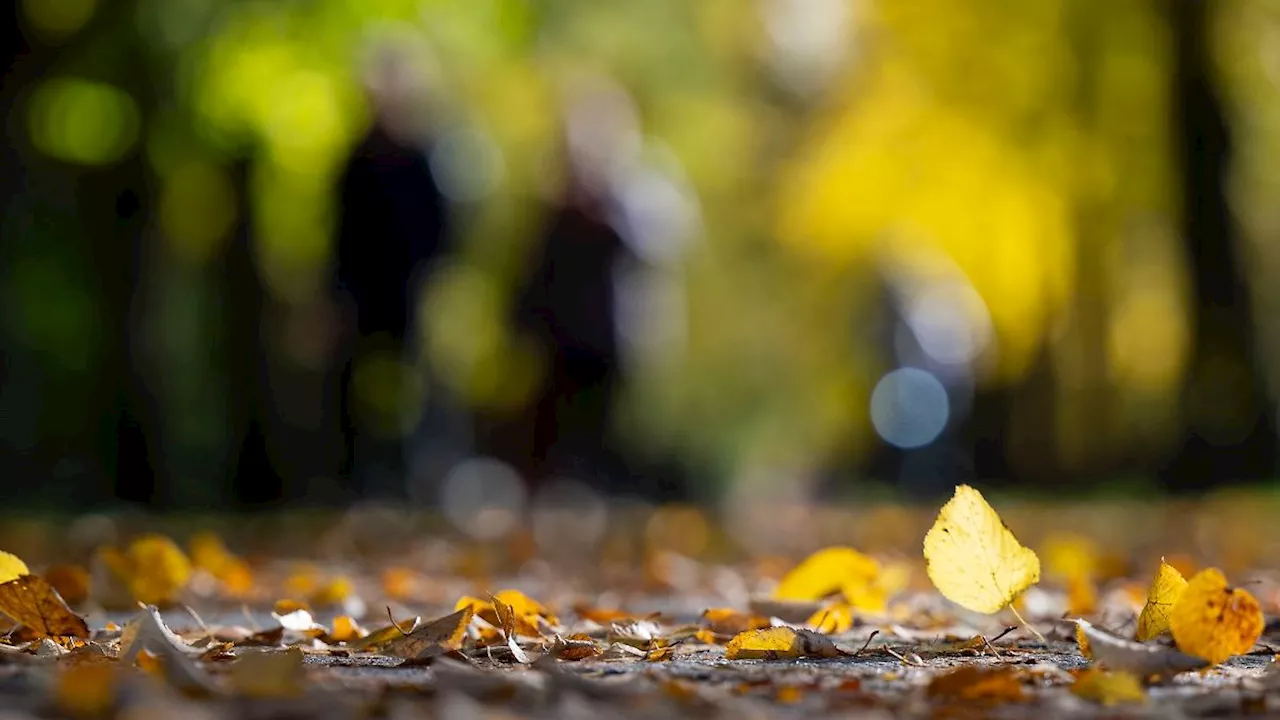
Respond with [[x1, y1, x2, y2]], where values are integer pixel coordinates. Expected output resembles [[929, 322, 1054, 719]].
[[1169, 568, 1263, 665], [55, 663, 117, 717], [0, 575, 89, 638], [926, 666, 1026, 703]]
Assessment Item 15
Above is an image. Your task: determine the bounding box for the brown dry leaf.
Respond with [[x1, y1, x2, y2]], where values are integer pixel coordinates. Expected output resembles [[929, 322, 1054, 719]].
[[381, 607, 473, 659], [349, 615, 419, 651], [230, 647, 306, 698], [55, 662, 117, 717], [926, 666, 1026, 702], [1169, 567, 1264, 665], [43, 565, 90, 607], [1071, 668, 1146, 706], [492, 593, 531, 663], [457, 590, 556, 637], [646, 645, 677, 662], [700, 608, 770, 636], [724, 626, 840, 660], [120, 608, 217, 697], [550, 634, 602, 661], [0, 575, 90, 638], [1075, 623, 1092, 659], [1136, 560, 1187, 641]]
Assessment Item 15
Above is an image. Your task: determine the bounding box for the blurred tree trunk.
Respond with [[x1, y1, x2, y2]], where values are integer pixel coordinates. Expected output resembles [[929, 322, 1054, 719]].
[[1164, 0, 1276, 490]]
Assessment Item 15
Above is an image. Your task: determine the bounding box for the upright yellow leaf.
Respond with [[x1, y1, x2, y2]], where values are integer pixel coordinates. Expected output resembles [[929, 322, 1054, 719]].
[[1135, 560, 1187, 641], [773, 547, 880, 601], [922, 485, 1040, 613], [1169, 568, 1263, 665], [0, 551, 29, 584]]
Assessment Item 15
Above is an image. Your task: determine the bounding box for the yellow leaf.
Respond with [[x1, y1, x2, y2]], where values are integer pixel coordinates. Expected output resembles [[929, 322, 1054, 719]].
[[381, 567, 419, 601], [926, 666, 1026, 702], [806, 603, 853, 634], [1136, 560, 1187, 641], [724, 626, 840, 660], [1041, 533, 1099, 582], [0, 551, 29, 584], [773, 547, 879, 601], [1169, 568, 1263, 665], [1067, 576, 1098, 617], [230, 647, 305, 698], [922, 484, 1040, 614], [1071, 668, 1145, 706], [309, 577, 352, 607], [493, 588, 559, 628], [1075, 624, 1092, 659], [0, 575, 90, 638], [122, 535, 192, 606], [55, 662, 117, 717], [329, 615, 365, 643], [700, 608, 770, 636], [188, 532, 253, 598]]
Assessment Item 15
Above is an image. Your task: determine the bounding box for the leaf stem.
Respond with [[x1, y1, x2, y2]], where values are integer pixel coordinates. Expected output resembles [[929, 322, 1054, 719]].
[[1009, 604, 1046, 644]]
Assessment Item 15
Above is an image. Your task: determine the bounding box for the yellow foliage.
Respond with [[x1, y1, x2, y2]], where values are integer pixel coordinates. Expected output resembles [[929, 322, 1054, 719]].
[[806, 603, 853, 634], [0, 551, 29, 584], [188, 531, 254, 597], [0, 575, 90, 638], [923, 485, 1040, 613], [1169, 568, 1263, 665], [774, 546, 879, 601], [1136, 560, 1187, 641], [724, 626, 839, 660], [1071, 668, 1145, 706], [106, 535, 192, 606], [309, 577, 352, 607], [55, 663, 117, 717]]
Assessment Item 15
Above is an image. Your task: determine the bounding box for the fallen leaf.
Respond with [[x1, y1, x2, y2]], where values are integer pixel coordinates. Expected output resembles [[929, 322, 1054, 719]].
[[118, 535, 192, 606], [921, 481, 1039, 609], [1067, 576, 1097, 616], [0, 575, 90, 638], [272, 609, 325, 634], [329, 615, 365, 643], [492, 594, 531, 663], [926, 666, 1026, 702], [1076, 623, 1092, 659], [230, 647, 306, 698], [1136, 560, 1187, 641], [273, 599, 309, 615], [1073, 619, 1207, 677], [724, 626, 840, 660], [43, 565, 90, 606], [1169, 568, 1263, 665], [1071, 668, 1146, 706], [807, 603, 853, 634], [120, 606, 217, 696], [575, 605, 640, 625], [923, 485, 1040, 614], [0, 551, 29, 584], [701, 608, 770, 636], [550, 635, 601, 660], [309, 576, 352, 607], [188, 532, 254, 597], [381, 607, 473, 659], [773, 547, 879, 602], [55, 662, 117, 717], [381, 567, 419, 601], [350, 615, 420, 651]]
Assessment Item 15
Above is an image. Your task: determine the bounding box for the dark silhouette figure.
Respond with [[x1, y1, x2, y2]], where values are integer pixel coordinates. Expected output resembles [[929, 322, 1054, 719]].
[[332, 87, 449, 499], [500, 171, 635, 494]]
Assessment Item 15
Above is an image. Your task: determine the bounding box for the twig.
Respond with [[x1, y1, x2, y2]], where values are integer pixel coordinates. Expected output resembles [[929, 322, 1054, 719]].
[[855, 630, 879, 656], [388, 606, 413, 637], [883, 645, 926, 667], [181, 604, 211, 641], [1009, 604, 1047, 645], [988, 626, 1017, 645]]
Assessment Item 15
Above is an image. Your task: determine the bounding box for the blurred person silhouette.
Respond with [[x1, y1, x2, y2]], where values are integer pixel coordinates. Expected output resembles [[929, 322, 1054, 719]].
[[331, 36, 457, 501], [491, 78, 696, 500]]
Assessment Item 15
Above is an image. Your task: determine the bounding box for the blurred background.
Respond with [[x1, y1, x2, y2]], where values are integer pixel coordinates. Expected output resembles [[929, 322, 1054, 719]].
[[5, 0, 1280, 520]]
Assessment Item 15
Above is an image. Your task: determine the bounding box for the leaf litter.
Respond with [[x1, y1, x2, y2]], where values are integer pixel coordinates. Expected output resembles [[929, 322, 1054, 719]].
[[0, 485, 1274, 718]]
